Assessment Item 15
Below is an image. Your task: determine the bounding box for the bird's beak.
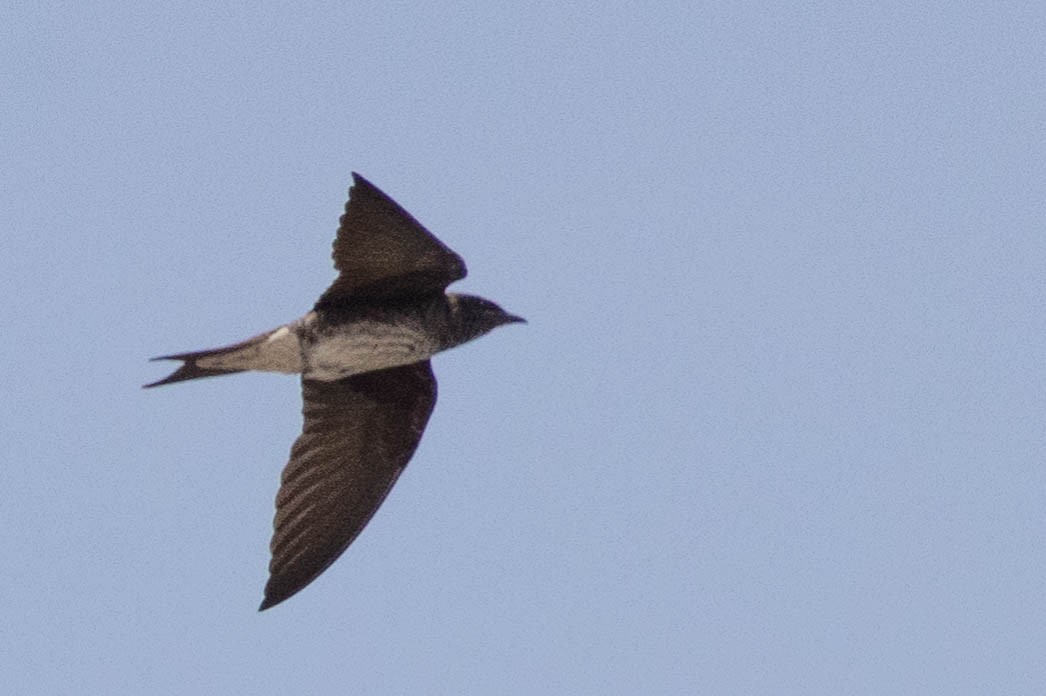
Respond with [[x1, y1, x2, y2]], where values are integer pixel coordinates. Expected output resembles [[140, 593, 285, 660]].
[[504, 313, 527, 325]]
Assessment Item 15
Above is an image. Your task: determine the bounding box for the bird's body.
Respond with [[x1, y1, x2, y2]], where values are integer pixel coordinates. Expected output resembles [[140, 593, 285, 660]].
[[146, 174, 522, 610], [152, 293, 500, 383]]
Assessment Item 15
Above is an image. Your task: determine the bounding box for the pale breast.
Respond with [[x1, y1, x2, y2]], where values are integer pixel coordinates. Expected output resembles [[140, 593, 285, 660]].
[[303, 320, 439, 381]]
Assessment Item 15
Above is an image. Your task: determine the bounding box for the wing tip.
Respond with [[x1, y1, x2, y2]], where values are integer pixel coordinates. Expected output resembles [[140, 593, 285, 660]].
[[258, 577, 302, 612], [349, 171, 372, 192]]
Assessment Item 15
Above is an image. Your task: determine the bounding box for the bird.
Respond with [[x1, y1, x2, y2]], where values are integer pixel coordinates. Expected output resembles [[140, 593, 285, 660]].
[[145, 173, 524, 610]]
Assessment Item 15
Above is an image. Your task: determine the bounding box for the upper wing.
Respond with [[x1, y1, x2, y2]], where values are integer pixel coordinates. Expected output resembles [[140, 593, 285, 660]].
[[260, 361, 437, 610], [315, 173, 466, 308]]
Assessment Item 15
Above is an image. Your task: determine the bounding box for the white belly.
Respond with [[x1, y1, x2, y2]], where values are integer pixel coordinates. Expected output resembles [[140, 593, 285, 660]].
[[303, 321, 438, 381]]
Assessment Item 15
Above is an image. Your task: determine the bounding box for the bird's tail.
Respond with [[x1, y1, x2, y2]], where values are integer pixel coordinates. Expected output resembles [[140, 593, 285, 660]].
[[143, 347, 251, 388], [144, 325, 299, 388]]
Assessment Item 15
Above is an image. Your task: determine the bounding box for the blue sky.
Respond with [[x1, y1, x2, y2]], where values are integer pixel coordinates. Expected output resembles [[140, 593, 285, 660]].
[[3, 2, 1045, 693]]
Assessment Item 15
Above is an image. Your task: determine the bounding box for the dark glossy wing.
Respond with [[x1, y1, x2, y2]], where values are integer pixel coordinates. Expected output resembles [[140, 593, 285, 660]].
[[260, 361, 437, 610], [315, 173, 466, 308]]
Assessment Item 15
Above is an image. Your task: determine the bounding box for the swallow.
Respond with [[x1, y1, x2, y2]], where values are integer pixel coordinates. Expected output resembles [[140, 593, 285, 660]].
[[146, 174, 523, 610]]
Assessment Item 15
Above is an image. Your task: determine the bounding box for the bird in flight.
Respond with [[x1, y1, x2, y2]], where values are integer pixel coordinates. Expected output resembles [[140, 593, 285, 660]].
[[146, 173, 524, 610]]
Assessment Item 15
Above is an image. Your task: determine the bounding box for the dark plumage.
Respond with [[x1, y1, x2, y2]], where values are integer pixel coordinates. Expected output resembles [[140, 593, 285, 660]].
[[147, 174, 523, 610]]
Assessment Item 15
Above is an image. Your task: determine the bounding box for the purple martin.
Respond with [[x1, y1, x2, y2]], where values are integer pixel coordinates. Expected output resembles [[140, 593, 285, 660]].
[[146, 174, 523, 610]]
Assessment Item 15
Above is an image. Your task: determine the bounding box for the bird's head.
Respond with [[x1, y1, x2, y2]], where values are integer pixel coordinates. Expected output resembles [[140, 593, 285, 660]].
[[445, 293, 526, 344]]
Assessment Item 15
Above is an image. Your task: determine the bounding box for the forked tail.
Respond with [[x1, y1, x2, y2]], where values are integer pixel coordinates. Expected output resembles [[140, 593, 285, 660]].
[[144, 325, 301, 388], [143, 348, 248, 388]]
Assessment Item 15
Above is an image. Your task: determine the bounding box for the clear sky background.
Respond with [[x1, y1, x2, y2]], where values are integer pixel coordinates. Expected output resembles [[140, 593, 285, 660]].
[[3, 2, 1045, 694]]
